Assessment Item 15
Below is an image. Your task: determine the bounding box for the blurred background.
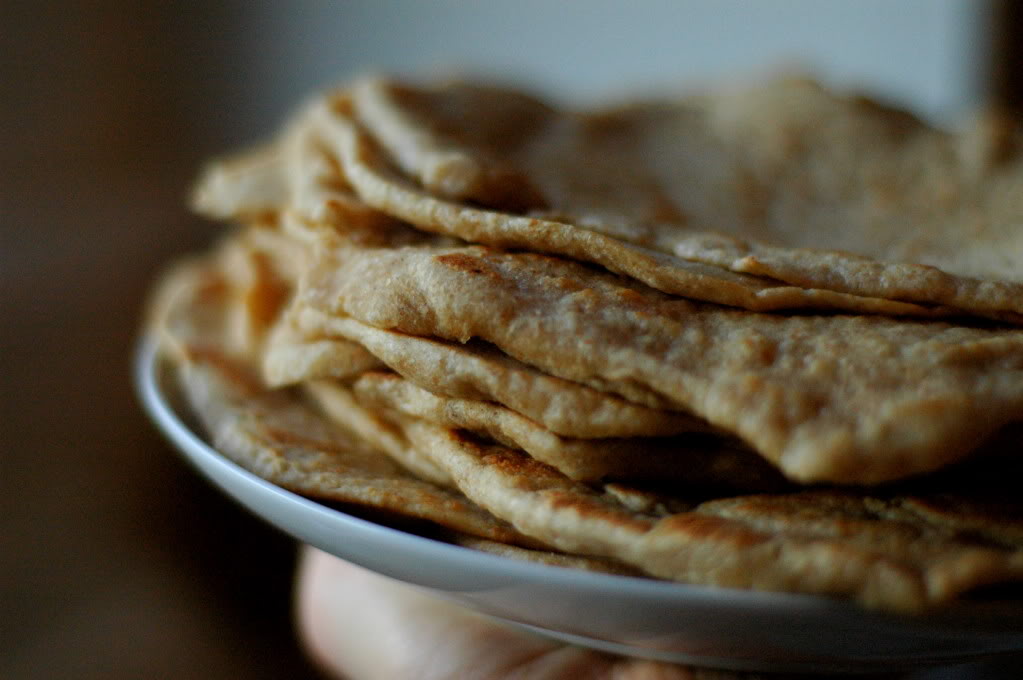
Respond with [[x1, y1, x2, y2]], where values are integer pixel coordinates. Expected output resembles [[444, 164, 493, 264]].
[[2, 2, 1021, 678]]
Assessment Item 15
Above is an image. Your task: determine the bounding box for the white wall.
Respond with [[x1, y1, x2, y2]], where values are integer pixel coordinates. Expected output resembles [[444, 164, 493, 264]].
[[215, 0, 994, 141]]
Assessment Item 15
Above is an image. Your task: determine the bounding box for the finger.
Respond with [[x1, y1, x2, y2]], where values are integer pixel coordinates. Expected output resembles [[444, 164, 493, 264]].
[[295, 547, 610, 680]]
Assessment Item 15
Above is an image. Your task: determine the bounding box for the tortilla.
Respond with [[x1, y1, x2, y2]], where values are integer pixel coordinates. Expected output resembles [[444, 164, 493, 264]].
[[189, 77, 1023, 321], [154, 266, 1023, 612], [190, 144, 288, 222], [292, 305, 698, 438], [302, 234, 1023, 485], [309, 94, 956, 322], [303, 375, 452, 487], [199, 221, 316, 366], [261, 308, 383, 388], [380, 408, 1023, 613], [150, 258, 531, 544], [348, 370, 786, 490], [281, 114, 401, 233], [343, 76, 1023, 321], [158, 72, 1023, 618]]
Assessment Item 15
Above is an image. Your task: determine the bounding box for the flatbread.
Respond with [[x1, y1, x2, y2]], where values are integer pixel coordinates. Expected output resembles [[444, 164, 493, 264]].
[[261, 308, 383, 388], [205, 222, 313, 364], [377, 406, 1023, 613], [302, 234, 1023, 485], [189, 77, 1023, 322], [178, 355, 518, 536], [147, 236, 1023, 614], [304, 376, 452, 487], [343, 76, 1023, 321], [309, 94, 954, 321], [293, 304, 697, 438], [149, 258, 530, 544], [280, 114, 401, 233], [162, 72, 1023, 618], [349, 370, 786, 490], [190, 144, 288, 222]]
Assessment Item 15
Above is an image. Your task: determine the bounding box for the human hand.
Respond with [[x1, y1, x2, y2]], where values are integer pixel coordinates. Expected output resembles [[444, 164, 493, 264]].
[[296, 547, 730, 680]]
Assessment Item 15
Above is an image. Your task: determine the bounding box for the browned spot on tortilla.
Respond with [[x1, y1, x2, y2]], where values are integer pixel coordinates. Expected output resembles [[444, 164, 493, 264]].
[[435, 252, 502, 280]]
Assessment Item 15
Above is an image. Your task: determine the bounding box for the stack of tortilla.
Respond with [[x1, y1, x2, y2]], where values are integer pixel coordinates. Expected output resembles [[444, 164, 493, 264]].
[[151, 75, 1023, 614]]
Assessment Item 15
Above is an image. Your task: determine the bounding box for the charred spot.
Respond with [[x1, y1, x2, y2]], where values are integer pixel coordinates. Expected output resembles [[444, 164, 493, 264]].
[[435, 252, 502, 280], [551, 276, 585, 292]]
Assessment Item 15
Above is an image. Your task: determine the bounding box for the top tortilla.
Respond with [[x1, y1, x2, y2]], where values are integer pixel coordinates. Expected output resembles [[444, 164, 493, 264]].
[[308, 94, 958, 322], [339, 76, 1023, 321]]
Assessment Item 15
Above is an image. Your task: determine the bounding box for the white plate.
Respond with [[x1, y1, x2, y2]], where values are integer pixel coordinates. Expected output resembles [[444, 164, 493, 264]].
[[135, 338, 1023, 674]]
